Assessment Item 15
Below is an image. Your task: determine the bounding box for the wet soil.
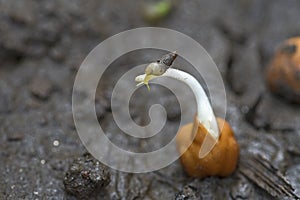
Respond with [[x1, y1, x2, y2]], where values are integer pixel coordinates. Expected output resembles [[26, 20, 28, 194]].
[[1, 0, 300, 199]]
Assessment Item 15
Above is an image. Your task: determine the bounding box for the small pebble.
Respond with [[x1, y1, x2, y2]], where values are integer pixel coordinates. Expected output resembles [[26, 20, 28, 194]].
[[175, 185, 198, 200], [64, 153, 110, 199], [30, 76, 53, 100], [230, 176, 254, 199], [53, 140, 60, 147], [7, 131, 24, 141]]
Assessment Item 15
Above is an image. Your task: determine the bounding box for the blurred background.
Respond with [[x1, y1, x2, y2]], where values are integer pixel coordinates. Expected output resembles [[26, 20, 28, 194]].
[[1, 0, 300, 199]]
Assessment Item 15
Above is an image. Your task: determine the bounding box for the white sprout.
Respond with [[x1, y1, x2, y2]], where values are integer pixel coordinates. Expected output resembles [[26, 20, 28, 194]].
[[135, 65, 220, 140]]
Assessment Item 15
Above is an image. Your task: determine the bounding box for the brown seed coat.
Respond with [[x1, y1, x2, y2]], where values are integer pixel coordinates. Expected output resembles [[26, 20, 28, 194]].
[[176, 117, 239, 178], [266, 37, 300, 103]]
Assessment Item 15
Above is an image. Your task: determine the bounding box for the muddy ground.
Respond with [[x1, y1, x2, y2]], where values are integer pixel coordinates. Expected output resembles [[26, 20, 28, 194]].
[[1, 0, 300, 199]]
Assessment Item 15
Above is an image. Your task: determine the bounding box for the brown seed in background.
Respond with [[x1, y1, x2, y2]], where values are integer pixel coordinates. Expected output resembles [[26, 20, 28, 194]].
[[266, 37, 300, 103]]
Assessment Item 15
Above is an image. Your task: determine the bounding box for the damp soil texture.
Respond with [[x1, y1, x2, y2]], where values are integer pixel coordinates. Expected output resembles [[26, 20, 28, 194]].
[[1, 0, 300, 199]]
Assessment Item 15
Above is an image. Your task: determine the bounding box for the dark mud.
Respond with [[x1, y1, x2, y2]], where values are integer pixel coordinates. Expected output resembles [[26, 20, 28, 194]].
[[1, 0, 300, 199]]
